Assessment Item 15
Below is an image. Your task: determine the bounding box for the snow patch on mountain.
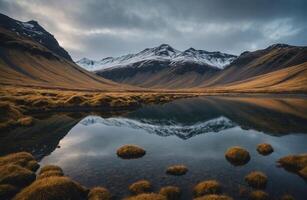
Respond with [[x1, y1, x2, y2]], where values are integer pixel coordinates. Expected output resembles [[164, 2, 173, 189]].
[[79, 116, 236, 139], [76, 44, 237, 71]]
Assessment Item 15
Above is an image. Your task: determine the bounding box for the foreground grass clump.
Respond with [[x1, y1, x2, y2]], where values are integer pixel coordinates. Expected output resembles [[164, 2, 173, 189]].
[[193, 194, 233, 200], [0, 164, 36, 187], [0, 152, 39, 172], [13, 176, 88, 200], [244, 171, 268, 189], [166, 165, 188, 176], [117, 145, 146, 159], [193, 180, 221, 197], [277, 154, 307, 179], [225, 146, 250, 166], [249, 190, 269, 200], [257, 143, 274, 155], [159, 186, 181, 200], [129, 180, 152, 194], [37, 165, 64, 179], [88, 187, 111, 200], [124, 193, 167, 200]]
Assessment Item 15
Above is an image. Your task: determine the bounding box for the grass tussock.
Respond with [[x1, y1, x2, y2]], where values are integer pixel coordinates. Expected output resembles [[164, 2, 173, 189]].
[[225, 146, 250, 166], [0, 152, 39, 172], [129, 180, 152, 195], [37, 170, 64, 180], [256, 143, 274, 155], [39, 165, 63, 175], [277, 154, 307, 179], [117, 145, 146, 159], [193, 180, 221, 197], [193, 194, 233, 200], [124, 193, 167, 200], [0, 164, 36, 188], [88, 187, 111, 200], [159, 186, 181, 200], [13, 176, 88, 200], [244, 171, 268, 189], [17, 116, 33, 126], [249, 190, 269, 200], [166, 165, 188, 176]]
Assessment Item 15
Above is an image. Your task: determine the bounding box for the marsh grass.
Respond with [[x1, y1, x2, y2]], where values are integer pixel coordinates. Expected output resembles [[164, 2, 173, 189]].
[[124, 193, 167, 200], [256, 144, 273, 155], [193, 194, 233, 200], [278, 154, 307, 179], [193, 180, 221, 197], [0, 164, 35, 187], [225, 146, 250, 166], [249, 190, 269, 200], [166, 165, 188, 176], [0, 184, 18, 199], [117, 145, 146, 159], [0, 152, 39, 172], [88, 187, 112, 200], [129, 180, 152, 195], [244, 171, 268, 189], [159, 186, 181, 200]]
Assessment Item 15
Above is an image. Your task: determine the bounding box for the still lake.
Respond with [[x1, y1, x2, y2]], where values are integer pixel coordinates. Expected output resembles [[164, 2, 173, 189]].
[[2, 96, 307, 199]]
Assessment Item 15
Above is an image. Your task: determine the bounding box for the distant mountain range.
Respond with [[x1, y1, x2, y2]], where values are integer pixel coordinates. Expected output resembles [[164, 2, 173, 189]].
[[76, 44, 237, 71], [0, 13, 306, 93]]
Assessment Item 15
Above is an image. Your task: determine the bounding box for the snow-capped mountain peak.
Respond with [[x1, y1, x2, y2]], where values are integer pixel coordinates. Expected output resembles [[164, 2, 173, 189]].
[[76, 44, 237, 71]]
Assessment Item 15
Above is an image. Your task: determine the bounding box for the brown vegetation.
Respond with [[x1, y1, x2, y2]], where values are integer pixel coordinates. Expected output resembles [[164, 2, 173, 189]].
[[277, 154, 307, 179], [0, 152, 39, 172], [124, 193, 167, 200], [159, 186, 181, 200], [225, 146, 250, 166], [129, 180, 152, 194], [249, 190, 269, 200], [39, 165, 63, 175], [0, 184, 18, 199], [193, 180, 221, 197], [281, 194, 295, 200], [13, 176, 88, 200], [88, 187, 112, 200], [244, 171, 268, 189], [117, 145, 146, 159], [166, 165, 188, 176], [193, 194, 233, 200], [257, 143, 273, 155]]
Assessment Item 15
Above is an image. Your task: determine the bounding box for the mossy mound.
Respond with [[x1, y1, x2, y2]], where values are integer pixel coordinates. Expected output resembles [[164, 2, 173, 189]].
[[281, 194, 295, 200], [37, 170, 64, 179], [225, 146, 250, 166], [257, 144, 273, 155], [39, 165, 63, 175], [124, 193, 167, 200], [88, 187, 111, 200], [129, 180, 152, 194], [166, 165, 188, 176], [159, 186, 181, 200], [277, 154, 307, 179], [0, 164, 36, 188], [244, 171, 268, 189], [249, 190, 269, 200], [13, 176, 88, 200], [0, 184, 18, 199], [193, 180, 221, 197], [0, 152, 39, 172], [193, 194, 233, 200], [117, 145, 146, 159]]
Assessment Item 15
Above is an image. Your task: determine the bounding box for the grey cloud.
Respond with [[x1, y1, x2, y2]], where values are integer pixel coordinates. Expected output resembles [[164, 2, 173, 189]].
[[0, 0, 306, 60]]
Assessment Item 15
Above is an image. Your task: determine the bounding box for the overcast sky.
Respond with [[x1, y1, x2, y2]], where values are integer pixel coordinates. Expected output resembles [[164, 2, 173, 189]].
[[1, 0, 306, 60]]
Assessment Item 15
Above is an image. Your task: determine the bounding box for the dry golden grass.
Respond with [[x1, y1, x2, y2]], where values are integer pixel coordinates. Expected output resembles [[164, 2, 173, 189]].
[[193, 180, 221, 197], [193, 194, 233, 200], [257, 143, 274, 156], [166, 165, 188, 176], [225, 146, 250, 166], [39, 165, 63, 175], [129, 180, 152, 195], [278, 154, 307, 179], [124, 193, 167, 200], [37, 170, 64, 180], [117, 145, 146, 159], [159, 186, 181, 200], [249, 190, 269, 200], [13, 176, 88, 200], [0, 152, 39, 172], [88, 187, 111, 200], [0, 164, 36, 188], [244, 171, 268, 189]]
